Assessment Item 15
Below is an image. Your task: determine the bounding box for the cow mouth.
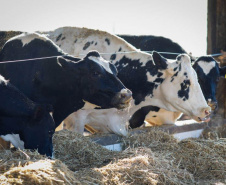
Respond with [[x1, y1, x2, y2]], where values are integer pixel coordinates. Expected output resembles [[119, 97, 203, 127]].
[[198, 116, 210, 122], [197, 110, 211, 122], [116, 97, 132, 109]]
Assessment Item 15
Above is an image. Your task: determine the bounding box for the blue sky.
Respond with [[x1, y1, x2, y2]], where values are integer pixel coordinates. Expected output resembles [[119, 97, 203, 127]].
[[0, 0, 207, 56]]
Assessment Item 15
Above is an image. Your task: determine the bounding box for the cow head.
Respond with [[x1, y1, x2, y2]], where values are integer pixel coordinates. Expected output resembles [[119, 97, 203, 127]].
[[192, 56, 225, 114], [57, 51, 132, 110], [0, 104, 55, 157], [152, 52, 211, 122], [22, 104, 55, 157]]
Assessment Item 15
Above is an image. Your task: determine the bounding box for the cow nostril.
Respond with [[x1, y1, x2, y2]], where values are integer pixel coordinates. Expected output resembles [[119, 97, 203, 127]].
[[121, 94, 126, 99], [205, 110, 210, 115]]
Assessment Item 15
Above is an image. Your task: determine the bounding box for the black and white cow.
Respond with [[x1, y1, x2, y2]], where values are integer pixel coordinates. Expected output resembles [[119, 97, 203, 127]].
[[44, 27, 211, 136], [133, 56, 226, 127], [118, 34, 187, 59], [0, 75, 55, 157], [0, 32, 132, 129]]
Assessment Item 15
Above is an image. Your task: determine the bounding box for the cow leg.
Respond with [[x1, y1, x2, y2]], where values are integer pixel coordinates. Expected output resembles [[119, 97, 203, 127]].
[[129, 106, 160, 129], [0, 137, 10, 150]]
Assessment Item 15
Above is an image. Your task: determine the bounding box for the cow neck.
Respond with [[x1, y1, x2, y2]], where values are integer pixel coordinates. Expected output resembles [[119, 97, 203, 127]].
[[51, 70, 84, 127], [112, 52, 160, 106], [0, 117, 24, 135]]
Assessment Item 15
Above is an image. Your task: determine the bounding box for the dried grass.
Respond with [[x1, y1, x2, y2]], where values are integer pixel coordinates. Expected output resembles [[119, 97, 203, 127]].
[[53, 130, 118, 171], [0, 128, 225, 185], [123, 128, 226, 181], [73, 147, 195, 185]]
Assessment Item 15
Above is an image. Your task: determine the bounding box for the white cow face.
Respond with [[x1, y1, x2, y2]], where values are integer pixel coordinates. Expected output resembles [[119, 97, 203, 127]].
[[153, 53, 211, 122]]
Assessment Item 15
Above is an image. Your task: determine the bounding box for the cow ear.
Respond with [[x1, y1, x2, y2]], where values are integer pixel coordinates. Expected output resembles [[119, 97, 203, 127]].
[[152, 51, 168, 69], [176, 54, 191, 64], [219, 66, 226, 77], [57, 56, 82, 71], [57, 56, 72, 69]]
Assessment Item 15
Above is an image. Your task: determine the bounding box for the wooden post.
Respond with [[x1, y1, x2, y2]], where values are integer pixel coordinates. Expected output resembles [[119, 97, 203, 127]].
[[207, 0, 226, 122]]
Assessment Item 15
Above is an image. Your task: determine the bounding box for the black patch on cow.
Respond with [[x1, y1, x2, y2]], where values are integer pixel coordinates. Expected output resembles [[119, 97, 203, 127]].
[[91, 41, 94, 44], [118, 35, 187, 60], [118, 47, 122, 52], [178, 79, 190, 101], [61, 37, 65, 41], [105, 38, 110, 45], [110, 54, 116, 60], [192, 56, 220, 103], [115, 56, 158, 105], [178, 63, 182, 71], [157, 72, 163, 77], [196, 56, 215, 63], [83, 42, 91, 50], [95, 42, 97, 45], [173, 67, 178, 71], [171, 71, 178, 82], [152, 115, 157, 117], [154, 78, 164, 84], [85, 50, 100, 58], [74, 39, 77, 43], [129, 106, 160, 128], [56, 34, 62, 42], [177, 55, 182, 61]]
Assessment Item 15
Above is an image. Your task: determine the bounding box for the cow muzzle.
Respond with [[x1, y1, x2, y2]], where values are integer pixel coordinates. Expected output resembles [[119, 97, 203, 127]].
[[112, 89, 132, 109], [192, 106, 211, 123]]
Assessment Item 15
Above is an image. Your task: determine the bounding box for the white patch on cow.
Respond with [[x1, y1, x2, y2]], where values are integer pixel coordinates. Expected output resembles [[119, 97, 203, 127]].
[[146, 72, 157, 83], [0, 75, 8, 84], [145, 109, 182, 126], [63, 108, 130, 136], [88, 56, 113, 74], [82, 100, 101, 110], [7, 32, 48, 47], [0, 134, 24, 149], [122, 63, 128, 67], [198, 60, 216, 75]]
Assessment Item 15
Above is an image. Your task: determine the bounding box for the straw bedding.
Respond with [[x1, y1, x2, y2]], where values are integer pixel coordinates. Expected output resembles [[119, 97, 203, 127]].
[[0, 150, 80, 185], [0, 128, 225, 184]]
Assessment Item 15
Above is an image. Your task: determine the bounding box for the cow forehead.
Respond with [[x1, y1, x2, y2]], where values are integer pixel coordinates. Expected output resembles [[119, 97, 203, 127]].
[[8, 33, 48, 47], [88, 56, 113, 74], [197, 60, 216, 75]]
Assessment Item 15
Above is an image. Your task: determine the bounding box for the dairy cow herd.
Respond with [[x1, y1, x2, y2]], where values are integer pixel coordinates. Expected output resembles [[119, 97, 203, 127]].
[[0, 27, 225, 157]]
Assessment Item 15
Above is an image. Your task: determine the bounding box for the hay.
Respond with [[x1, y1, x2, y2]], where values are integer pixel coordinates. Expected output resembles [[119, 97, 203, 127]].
[[123, 128, 226, 181], [0, 150, 80, 185], [73, 147, 195, 185], [1, 128, 225, 184], [0, 149, 46, 173], [200, 124, 226, 140], [53, 130, 118, 171]]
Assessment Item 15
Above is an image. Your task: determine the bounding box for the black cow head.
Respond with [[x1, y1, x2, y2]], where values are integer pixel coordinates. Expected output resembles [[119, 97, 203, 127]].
[[57, 51, 132, 110], [0, 104, 55, 157], [192, 56, 225, 113]]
